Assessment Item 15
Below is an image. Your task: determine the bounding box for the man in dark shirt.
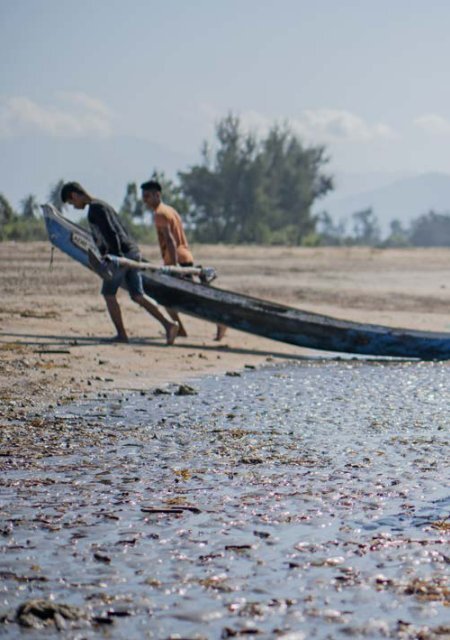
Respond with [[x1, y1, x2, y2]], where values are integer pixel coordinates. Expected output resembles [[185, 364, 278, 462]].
[[60, 181, 179, 345]]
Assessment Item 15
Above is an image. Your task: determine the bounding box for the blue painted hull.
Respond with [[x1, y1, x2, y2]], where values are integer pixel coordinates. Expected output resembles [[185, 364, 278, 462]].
[[42, 204, 450, 359]]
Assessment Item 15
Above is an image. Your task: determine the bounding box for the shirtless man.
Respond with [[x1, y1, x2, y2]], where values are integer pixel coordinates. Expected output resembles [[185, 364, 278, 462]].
[[61, 181, 179, 345], [140, 179, 226, 340]]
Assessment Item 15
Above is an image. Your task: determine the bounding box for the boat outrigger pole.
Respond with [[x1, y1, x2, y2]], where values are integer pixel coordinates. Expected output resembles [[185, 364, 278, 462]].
[[101, 254, 217, 284]]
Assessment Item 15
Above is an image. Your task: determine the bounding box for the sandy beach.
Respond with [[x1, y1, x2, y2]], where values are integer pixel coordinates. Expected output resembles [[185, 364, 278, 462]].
[[1, 242, 450, 409]]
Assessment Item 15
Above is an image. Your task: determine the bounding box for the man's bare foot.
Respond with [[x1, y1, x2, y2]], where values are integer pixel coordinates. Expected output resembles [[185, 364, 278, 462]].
[[177, 325, 188, 337], [214, 324, 227, 341], [166, 322, 179, 345]]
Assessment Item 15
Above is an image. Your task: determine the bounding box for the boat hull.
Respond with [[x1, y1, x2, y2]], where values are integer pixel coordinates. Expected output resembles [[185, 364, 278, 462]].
[[42, 204, 450, 359]]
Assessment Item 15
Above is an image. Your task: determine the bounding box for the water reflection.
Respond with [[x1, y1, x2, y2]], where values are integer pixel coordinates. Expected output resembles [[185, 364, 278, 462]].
[[1, 361, 449, 638]]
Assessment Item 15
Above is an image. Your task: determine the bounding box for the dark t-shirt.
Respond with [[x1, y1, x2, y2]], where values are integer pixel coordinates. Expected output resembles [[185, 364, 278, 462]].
[[87, 200, 139, 257]]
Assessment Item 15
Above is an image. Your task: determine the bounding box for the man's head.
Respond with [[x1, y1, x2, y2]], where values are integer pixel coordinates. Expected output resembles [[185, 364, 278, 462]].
[[60, 182, 92, 210], [140, 180, 162, 210]]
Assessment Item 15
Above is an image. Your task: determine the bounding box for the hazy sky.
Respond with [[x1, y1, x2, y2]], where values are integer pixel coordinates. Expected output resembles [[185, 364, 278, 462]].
[[2, 0, 450, 190]]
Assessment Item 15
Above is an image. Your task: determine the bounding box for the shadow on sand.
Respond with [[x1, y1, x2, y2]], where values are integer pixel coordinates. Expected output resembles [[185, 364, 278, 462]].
[[0, 330, 331, 362]]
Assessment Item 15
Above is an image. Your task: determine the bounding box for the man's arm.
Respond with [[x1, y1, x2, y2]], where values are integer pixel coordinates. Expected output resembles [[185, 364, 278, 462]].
[[89, 203, 122, 256], [154, 211, 178, 265], [160, 226, 178, 265]]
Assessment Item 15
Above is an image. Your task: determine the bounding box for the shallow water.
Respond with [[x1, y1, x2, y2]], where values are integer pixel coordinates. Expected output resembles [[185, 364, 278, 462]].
[[1, 360, 449, 639]]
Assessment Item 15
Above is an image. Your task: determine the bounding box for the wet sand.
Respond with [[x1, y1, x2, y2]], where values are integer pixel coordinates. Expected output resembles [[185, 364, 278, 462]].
[[1, 360, 449, 638]]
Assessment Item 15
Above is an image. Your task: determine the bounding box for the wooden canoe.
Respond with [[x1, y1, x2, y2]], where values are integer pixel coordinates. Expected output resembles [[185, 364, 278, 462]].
[[42, 204, 450, 359]]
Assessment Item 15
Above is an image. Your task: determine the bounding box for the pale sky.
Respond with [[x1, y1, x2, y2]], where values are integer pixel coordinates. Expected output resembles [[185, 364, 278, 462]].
[[2, 0, 450, 201]]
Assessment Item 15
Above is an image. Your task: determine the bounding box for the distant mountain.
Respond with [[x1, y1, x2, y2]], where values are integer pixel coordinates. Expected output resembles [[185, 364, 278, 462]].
[[316, 172, 450, 236], [0, 135, 195, 210], [328, 170, 415, 199]]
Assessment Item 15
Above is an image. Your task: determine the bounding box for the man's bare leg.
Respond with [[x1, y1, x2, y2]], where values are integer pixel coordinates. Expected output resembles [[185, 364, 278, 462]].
[[104, 295, 129, 342], [166, 308, 188, 337], [132, 294, 179, 344], [214, 324, 227, 341], [167, 306, 226, 341]]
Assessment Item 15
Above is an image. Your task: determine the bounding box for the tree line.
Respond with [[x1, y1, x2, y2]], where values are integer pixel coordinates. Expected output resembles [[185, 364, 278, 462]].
[[2, 114, 450, 247], [317, 207, 450, 247]]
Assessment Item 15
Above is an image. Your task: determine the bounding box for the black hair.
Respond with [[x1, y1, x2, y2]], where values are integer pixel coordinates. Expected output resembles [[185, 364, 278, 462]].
[[60, 181, 89, 203], [140, 180, 162, 193]]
